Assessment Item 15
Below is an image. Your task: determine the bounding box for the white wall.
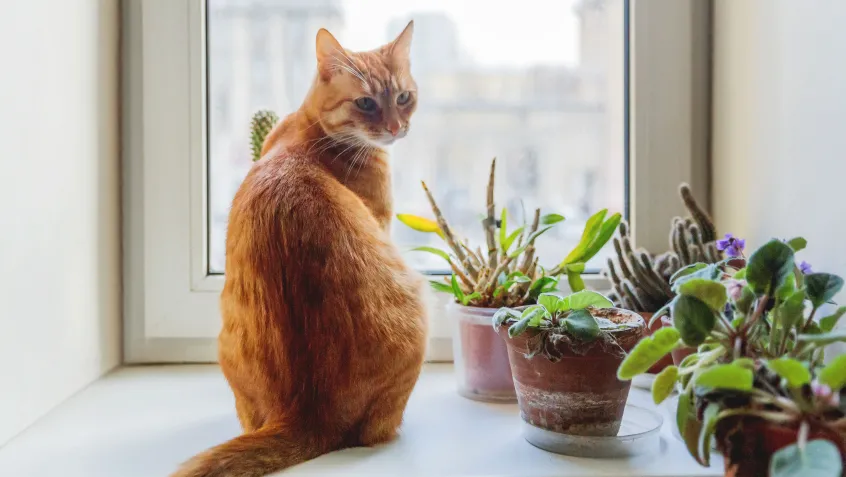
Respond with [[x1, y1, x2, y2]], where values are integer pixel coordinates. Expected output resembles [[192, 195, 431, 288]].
[[0, 0, 121, 445], [713, 0, 846, 351]]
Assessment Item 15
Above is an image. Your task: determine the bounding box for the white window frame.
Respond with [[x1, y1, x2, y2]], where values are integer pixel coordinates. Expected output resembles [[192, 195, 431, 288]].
[[123, 0, 712, 363]]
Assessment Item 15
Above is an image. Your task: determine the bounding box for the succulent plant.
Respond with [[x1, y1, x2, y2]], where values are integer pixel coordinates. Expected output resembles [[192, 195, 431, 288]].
[[605, 183, 723, 312], [397, 158, 620, 308], [250, 109, 280, 162]]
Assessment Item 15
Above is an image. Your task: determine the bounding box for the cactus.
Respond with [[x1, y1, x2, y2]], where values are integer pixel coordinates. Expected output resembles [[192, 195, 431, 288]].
[[604, 183, 722, 312], [250, 110, 280, 162]]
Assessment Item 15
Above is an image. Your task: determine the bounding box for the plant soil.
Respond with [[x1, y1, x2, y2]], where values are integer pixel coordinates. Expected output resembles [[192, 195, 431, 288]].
[[499, 308, 645, 436]]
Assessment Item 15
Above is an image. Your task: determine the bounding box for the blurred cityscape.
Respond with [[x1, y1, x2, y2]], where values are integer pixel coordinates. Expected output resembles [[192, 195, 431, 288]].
[[207, 0, 626, 273]]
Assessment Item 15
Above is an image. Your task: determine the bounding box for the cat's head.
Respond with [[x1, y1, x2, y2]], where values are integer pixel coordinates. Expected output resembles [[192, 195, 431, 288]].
[[311, 21, 417, 148]]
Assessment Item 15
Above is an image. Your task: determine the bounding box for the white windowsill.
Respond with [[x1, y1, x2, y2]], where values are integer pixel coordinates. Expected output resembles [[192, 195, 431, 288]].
[[0, 364, 722, 477]]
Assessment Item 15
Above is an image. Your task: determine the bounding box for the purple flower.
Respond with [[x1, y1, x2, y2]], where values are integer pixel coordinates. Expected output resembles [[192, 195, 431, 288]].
[[800, 260, 813, 274], [725, 279, 747, 301], [812, 380, 840, 408], [716, 233, 746, 258]]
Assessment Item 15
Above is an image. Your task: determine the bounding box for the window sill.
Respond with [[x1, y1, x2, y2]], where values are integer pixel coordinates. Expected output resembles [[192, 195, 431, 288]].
[[0, 364, 721, 477]]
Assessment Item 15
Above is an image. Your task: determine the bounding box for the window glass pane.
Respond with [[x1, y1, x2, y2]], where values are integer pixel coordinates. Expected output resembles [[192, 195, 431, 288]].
[[207, 0, 626, 274]]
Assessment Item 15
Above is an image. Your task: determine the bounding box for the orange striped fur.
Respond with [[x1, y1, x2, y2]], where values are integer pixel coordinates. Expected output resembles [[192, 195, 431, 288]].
[[172, 22, 427, 477]]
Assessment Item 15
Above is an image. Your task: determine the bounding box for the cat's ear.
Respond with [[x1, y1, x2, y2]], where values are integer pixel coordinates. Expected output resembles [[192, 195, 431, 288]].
[[388, 20, 414, 61], [315, 28, 344, 66]]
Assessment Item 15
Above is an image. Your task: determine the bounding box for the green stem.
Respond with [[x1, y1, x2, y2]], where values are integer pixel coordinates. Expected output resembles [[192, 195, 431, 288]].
[[802, 306, 819, 333]]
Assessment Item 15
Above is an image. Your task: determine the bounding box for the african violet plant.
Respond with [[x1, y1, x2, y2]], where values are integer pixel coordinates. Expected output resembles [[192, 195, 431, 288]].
[[617, 236, 846, 476], [494, 290, 620, 351], [398, 158, 621, 308]]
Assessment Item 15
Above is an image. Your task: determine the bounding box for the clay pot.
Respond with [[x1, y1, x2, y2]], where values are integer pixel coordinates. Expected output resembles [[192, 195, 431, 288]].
[[448, 303, 516, 403], [716, 417, 846, 477], [660, 315, 695, 366], [498, 308, 645, 438], [641, 312, 675, 373]]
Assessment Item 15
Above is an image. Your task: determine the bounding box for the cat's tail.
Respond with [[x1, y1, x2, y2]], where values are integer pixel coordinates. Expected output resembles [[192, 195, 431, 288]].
[[171, 424, 329, 477]]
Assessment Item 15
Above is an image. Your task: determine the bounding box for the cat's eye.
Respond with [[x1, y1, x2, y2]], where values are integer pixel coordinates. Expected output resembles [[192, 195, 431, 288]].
[[355, 97, 377, 112], [397, 91, 411, 105]]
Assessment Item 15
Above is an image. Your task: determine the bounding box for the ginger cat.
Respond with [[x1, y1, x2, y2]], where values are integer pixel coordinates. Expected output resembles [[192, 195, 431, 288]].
[[173, 22, 427, 477]]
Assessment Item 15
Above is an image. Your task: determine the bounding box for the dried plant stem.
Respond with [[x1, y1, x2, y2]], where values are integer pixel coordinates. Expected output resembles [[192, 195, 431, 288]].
[[450, 260, 475, 290], [484, 256, 514, 295], [484, 158, 498, 268], [421, 181, 478, 280]]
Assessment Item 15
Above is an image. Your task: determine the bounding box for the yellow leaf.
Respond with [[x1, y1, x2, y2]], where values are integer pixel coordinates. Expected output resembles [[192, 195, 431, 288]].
[[396, 214, 444, 238]]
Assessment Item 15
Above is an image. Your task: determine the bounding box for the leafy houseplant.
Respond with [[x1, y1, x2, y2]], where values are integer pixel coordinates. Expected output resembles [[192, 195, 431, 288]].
[[605, 184, 722, 372], [617, 237, 846, 477], [398, 158, 620, 402], [493, 290, 645, 445]]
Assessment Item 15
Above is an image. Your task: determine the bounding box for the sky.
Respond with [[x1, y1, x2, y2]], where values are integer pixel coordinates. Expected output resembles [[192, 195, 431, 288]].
[[340, 0, 581, 67]]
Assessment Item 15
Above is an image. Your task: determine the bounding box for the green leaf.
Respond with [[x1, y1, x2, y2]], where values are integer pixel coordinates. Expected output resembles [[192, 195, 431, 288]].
[[508, 305, 548, 338], [746, 239, 795, 296], [493, 307, 522, 327], [561, 290, 614, 311], [564, 308, 601, 341], [461, 292, 482, 306], [429, 280, 454, 294], [734, 285, 757, 316], [565, 262, 587, 273], [648, 304, 671, 328], [501, 227, 524, 252], [778, 290, 808, 329], [678, 278, 728, 312], [770, 439, 843, 477], [695, 364, 754, 391], [786, 237, 808, 252], [566, 269, 586, 293], [798, 330, 846, 346], [507, 271, 532, 283], [538, 293, 563, 313], [673, 264, 722, 290], [776, 272, 798, 301], [541, 213, 565, 225], [561, 209, 607, 265], [734, 267, 747, 279], [768, 358, 812, 388], [528, 276, 559, 301], [508, 226, 555, 258], [617, 327, 681, 380], [818, 354, 846, 391], [450, 274, 465, 302], [582, 212, 623, 261], [805, 273, 845, 308], [698, 403, 720, 466], [410, 246, 452, 264], [676, 391, 705, 465], [499, 208, 508, 251], [672, 295, 717, 347], [820, 306, 846, 332], [651, 365, 679, 404], [670, 263, 708, 285]]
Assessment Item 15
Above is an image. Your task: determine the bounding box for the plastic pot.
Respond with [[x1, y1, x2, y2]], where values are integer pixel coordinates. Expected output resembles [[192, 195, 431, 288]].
[[498, 308, 645, 439], [448, 303, 516, 403]]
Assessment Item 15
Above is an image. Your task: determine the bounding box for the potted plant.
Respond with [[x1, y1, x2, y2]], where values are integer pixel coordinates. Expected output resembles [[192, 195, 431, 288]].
[[398, 158, 620, 402], [604, 184, 722, 372], [617, 236, 846, 476], [493, 290, 645, 443]]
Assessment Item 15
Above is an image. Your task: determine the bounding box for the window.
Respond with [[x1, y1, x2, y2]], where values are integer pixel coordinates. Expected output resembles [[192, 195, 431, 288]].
[[124, 0, 711, 362]]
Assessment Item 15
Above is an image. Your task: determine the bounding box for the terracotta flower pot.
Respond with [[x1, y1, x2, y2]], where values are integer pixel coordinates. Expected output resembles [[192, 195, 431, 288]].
[[447, 303, 516, 403], [716, 417, 846, 477], [660, 315, 695, 366], [498, 308, 645, 438], [641, 312, 675, 373]]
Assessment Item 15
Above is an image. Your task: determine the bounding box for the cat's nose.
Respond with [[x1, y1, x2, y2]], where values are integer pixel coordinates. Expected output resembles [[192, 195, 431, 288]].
[[386, 122, 401, 137]]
